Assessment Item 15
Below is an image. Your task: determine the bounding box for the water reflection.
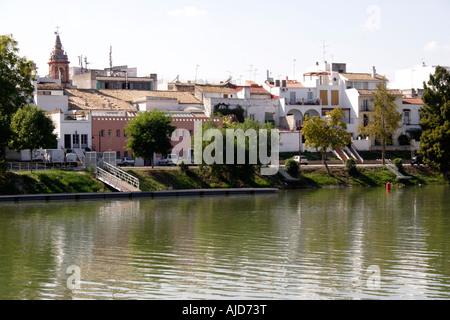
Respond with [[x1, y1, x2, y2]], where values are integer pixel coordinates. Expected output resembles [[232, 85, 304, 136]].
[[0, 185, 449, 299]]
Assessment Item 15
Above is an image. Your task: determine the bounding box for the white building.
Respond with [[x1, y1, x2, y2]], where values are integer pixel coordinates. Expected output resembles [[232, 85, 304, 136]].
[[391, 63, 450, 96], [199, 83, 281, 127], [47, 109, 92, 152], [33, 77, 69, 112]]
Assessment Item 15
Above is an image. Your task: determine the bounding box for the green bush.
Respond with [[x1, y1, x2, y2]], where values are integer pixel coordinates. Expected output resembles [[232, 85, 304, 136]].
[[285, 158, 300, 178], [345, 158, 358, 175], [178, 161, 190, 173], [393, 158, 404, 172]]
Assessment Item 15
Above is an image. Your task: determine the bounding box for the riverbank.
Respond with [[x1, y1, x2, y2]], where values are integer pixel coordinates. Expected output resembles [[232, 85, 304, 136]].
[[0, 165, 447, 196]]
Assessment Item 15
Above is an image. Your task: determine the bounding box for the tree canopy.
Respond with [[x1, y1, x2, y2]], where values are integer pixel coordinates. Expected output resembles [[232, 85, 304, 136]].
[[125, 110, 176, 168], [9, 105, 57, 165], [358, 81, 402, 164], [302, 107, 350, 174], [419, 66, 450, 177], [0, 34, 35, 169], [195, 118, 277, 184]]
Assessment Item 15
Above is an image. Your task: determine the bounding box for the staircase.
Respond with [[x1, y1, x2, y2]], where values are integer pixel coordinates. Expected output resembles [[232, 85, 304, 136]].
[[334, 145, 364, 164], [346, 145, 364, 164], [74, 148, 86, 165], [334, 148, 349, 162], [383, 159, 412, 180], [96, 162, 140, 192]]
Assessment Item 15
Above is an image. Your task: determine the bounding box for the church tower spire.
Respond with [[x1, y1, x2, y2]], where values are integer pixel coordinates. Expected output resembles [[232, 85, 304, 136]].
[[48, 29, 70, 88]]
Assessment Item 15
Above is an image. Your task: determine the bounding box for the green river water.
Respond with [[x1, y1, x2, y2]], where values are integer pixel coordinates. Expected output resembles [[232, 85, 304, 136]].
[[0, 185, 449, 300]]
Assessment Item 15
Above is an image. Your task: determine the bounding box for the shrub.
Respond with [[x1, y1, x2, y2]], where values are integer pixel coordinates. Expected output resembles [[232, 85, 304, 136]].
[[178, 161, 190, 173], [285, 158, 300, 178], [345, 158, 358, 175], [393, 158, 404, 172]]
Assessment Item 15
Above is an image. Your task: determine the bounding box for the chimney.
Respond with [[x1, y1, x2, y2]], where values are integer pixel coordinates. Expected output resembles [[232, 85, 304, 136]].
[[372, 66, 377, 78]]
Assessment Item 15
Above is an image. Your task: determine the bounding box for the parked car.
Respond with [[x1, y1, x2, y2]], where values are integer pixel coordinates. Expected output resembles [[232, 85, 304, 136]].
[[118, 157, 135, 166], [159, 154, 178, 166], [292, 155, 308, 165], [411, 155, 423, 165]]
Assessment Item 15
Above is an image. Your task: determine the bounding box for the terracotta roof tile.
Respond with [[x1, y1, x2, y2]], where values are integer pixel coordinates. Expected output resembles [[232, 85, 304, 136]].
[[358, 89, 403, 96], [403, 98, 424, 105], [37, 83, 63, 90], [341, 73, 387, 81]]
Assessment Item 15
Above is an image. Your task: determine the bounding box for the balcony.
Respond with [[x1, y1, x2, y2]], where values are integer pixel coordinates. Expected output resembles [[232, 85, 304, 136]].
[[64, 114, 89, 121], [360, 105, 373, 112]]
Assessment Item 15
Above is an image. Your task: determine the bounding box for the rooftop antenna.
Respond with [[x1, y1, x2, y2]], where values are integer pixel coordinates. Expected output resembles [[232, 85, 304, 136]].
[[293, 59, 296, 80], [195, 65, 200, 83], [320, 40, 329, 64], [110, 46, 113, 74], [84, 56, 90, 70]]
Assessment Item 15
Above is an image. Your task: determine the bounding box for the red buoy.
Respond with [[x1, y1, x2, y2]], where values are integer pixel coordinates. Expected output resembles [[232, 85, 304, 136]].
[[386, 182, 391, 190]]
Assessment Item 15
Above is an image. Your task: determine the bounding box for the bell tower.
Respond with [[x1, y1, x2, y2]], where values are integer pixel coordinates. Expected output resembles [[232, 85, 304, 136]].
[[48, 29, 70, 88]]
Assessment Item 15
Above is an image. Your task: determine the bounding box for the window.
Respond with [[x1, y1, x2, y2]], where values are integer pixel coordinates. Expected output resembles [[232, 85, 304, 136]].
[[81, 134, 88, 145], [108, 130, 112, 138], [116, 151, 120, 158], [124, 151, 128, 158], [100, 130, 105, 138], [307, 92, 313, 100], [116, 129, 120, 138], [320, 90, 328, 105], [72, 134, 80, 145], [331, 90, 339, 106], [362, 99, 369, 111], [403, 110, 411, 125], [363, 82, 369, 90], [223, 94, 228, 98]]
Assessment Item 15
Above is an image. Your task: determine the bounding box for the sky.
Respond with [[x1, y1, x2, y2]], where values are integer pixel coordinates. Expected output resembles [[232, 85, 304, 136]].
[[1, 0, 450, 86]]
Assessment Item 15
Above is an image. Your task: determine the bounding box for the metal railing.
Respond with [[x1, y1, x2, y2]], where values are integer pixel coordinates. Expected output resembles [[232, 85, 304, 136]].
[[96, 167, 123, 191], [7, 162, 71, 172], [103, 162, 140, 190]]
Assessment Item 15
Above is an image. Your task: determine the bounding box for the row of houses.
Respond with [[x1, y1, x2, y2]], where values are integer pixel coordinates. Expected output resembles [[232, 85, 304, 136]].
[[16, 32, 441, 165]]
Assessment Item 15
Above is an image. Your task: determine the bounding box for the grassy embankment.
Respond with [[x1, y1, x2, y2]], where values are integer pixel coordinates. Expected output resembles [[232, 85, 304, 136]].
[[0, 164, 447, 195], [126, 165, 447, 191], [0, 169, 109, 195]]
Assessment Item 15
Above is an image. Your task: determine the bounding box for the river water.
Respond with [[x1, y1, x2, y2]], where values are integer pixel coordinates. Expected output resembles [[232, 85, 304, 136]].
[[0, 185, 449, 300]]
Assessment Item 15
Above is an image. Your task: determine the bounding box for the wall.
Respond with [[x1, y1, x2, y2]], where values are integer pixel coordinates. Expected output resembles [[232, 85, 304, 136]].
[[206, 97, 280, 126], [50, 112, 92, 150], [72, 71, 97, 89], [36, 93, 69, 112]]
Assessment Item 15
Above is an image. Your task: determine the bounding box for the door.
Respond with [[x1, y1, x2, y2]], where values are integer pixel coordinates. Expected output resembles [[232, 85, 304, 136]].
[[64, 134, 71, 149], [290, 92, 296, 104]]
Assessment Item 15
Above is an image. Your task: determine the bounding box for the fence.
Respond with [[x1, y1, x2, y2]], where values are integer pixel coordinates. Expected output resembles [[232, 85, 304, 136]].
[[7, 162, 76, 172]]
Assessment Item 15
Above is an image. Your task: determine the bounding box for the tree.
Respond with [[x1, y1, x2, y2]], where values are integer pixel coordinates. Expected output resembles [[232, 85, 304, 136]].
[[419, 66, 450, 178], [0, 35, 35, 170], [125, 110, 176, 168], [9, 105, 57, 170], [302, 108, 351, 174], [358, 81, 402, 165], [195, 118, 276, 184]]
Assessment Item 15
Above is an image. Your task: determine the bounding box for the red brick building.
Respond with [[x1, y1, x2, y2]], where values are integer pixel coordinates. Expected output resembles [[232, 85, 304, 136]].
[[90, 110, 223, 162]]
